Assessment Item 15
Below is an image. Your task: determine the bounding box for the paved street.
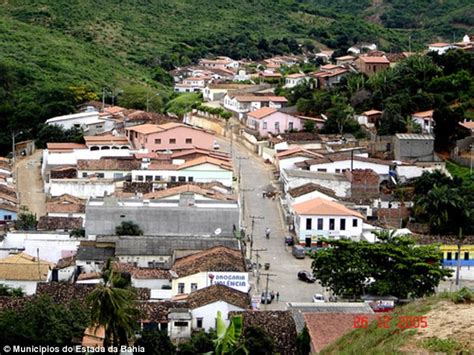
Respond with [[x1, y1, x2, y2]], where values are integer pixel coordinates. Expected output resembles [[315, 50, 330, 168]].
[[16, 150, 46, 217], [216, 135, 325, 309]]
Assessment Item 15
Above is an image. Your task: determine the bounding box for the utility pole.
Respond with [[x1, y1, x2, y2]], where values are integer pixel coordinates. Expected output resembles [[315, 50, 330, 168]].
[[249, 215, 264, 261], [239, 188, 254, 227], [253, 248, 267, 292], [261, 272, 277, 308]]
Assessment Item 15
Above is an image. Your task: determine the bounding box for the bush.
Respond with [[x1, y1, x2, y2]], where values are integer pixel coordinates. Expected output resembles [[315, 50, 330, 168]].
[[451, 287, 473, 304], [115, 221, 143, 236]]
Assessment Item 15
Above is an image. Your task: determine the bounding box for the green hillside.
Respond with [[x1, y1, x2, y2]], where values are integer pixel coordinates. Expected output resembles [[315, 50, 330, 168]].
[[0, 0, 472, 153]]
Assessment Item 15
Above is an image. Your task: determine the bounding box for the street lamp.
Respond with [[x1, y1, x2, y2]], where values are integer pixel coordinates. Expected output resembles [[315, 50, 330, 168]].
[[146, 92, 160, 112]]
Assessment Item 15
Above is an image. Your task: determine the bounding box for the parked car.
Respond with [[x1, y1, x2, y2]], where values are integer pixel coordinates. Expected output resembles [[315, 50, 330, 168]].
[[292, 245, 306, 259], [284, 236, 294, 246], [261, 291, 274, 304], [298, 270, 316, 283], [213, 141, 220, 150], [312, 293, 325, 303]]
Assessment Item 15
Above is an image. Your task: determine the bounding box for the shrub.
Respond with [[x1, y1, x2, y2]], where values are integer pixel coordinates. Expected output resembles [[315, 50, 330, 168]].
[[115, 221, 143, 236], [451, 287, 473, 304]]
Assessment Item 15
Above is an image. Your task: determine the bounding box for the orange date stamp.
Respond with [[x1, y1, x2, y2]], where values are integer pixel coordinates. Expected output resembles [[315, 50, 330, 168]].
[[353, 315, 428, 329]]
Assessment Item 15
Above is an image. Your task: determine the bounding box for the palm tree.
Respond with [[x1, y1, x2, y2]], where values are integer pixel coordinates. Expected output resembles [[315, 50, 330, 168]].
[[402, 116, 422, 133], [212, 311, 248, 355], [86, 259, 138, 353]]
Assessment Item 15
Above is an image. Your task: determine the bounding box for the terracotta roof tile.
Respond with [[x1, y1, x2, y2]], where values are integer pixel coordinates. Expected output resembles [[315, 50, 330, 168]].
[[37, 216, 83, 230], [248, 107, 278, 120], [233, 95, 288, 103], [0, 253, 53, 281], [288, 183, 336, 198], [412, 110, 433, 119], [358, 56, 390, 64], [46, 194, 86, 214], [186, 284, 250, 309], [293, 198, 364, 218], [172, 246, 246, 278], [84, 135, 129, 145], [116, 263, 170, 279], [145, 184, 236, 201], [77, 157, 140, 171], [47, 143, 87, 152], [304, 313, 376, 352], [362, 110, 383, 116]]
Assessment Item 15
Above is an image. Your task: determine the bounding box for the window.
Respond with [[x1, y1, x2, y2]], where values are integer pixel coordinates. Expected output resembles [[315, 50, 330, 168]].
[[178, 283, 185, 294], [169, 138, 176, 144], [329, 218, 335, 230], [196, 318, 203, 329], [305, 218, 312, 230], [185, 138, 192, 144], [289, 122, 293, 130], [454, 252, 458, 260], [137, 175, 144, 181], [97, 173, 105, 178], [340, 219, 346, 230], [82, 172, 88, 178], [145, 175, 153, 182], [114, 173, 123, 179], [154, 138, 161, 144], [275, 122, 280, 132], [352, 219, 358, 227], [447, 252, 452, 260], [178, 176, 186, 182], [464, 252, 469, 260], [154, 176, 162, 181], [171, 176, 177, 182], [335, 169, 341, 173], [191, 283, 198, 292], [263, 122, 267, 130], [188, 176, 194, 182], [317, 218, 323, 230], [175, 321, 188, 327], [317, 169, 327, 172]]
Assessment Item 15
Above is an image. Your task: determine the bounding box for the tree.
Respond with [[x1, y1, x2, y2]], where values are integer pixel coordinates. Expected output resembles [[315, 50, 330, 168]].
[[242, 326, 274, 355], [433, 105, 465, 152], [15, 208, 37, 231], [35, 124, 84, 149], [135, 329, 175, 355], [213, 311, 247, 355], [296, 326, 311, 355], [311, 236, 451, 299], [0, 284, 24, 296], [178, 330, 215, 354], [86, 260, 139, 353], [377, 102, 404, 135], [303, 120, 315, 132], [0, 296, 88, 346], [115, 221, 143, 236]]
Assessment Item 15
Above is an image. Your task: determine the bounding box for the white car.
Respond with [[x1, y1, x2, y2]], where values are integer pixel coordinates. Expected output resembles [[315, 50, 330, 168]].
[[213, 141, 220, 150], [312, 293, 325, 303]]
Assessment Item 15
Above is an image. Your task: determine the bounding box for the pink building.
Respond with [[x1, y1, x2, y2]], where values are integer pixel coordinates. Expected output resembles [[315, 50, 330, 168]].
[[246, 107, 302, 137], [125, 122, 215, 152]]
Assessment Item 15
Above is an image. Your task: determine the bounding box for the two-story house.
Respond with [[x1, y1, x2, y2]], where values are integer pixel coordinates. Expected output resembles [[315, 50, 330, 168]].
[[355, 56, 390, 76], [246, 107, 302, 137], [412, 110, 434, 133], [223, 94, 288, 120], [284, 73, 310, 88], [125, 123, 215, 152], [293, 198, 364, 246]]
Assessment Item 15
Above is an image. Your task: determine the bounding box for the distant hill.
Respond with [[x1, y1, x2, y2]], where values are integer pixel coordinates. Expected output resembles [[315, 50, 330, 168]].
[[1, 0, 472, 90]]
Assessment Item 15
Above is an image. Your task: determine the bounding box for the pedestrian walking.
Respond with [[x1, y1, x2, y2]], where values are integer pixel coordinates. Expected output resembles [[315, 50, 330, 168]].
[[276, 291, 280, 302]]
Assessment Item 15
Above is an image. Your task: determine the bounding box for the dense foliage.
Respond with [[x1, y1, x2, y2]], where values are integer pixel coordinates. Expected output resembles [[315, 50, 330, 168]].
[[115, 221, 144, 236], [311, 234, 452, 299]]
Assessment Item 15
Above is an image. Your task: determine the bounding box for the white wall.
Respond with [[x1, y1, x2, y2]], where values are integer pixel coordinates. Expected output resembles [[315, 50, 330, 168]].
[[0, 232, 81, 263], [284, 176, 351, 198], [46, 112, 100, 130], [77, 170, 131, 180], [192, 301, 245, 332], [309, 160, 390, 176], [43, 148, 134, 168], [279, 156, 313, 171], [396, 165, 446, 180], [132, 278, 170, 290], [49, 179, 115, 198], [295, 214, 363, 243], [0, 280, 41, 295]]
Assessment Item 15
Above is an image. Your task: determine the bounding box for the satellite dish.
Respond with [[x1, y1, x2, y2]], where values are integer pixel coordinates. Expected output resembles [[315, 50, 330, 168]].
[[214, 228, 222, 235]]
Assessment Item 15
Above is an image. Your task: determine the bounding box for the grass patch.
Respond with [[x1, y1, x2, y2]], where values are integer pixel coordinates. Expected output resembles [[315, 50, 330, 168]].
[[422, 337, 467, 353]]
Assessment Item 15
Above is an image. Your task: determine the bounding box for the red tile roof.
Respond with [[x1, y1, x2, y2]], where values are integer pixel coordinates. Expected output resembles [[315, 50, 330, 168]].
[[84, 135, 129, 145], [47, 143, 87, 152], [248, 107, 278, 120], [233, 95, 288, 103], [358, 56, 390, 64], [293, 198, 364, 218], [144, 184, 236, 201], [304, 313, 376, 352], [362, 110, 383, 116], [186, 284, 250, 309], [77, 157, 140, 171]]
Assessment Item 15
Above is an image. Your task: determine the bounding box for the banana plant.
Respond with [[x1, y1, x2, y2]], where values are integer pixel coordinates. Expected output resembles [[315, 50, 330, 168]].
[[211, 311, 248, 355]]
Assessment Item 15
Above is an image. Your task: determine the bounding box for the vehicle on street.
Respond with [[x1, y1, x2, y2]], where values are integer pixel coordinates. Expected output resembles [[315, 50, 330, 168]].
[[284, 236, 294, 246], [292, 245, 306, 259], [298, 270, 316, 283], [312, 293, 325, 303], [261, 291, 275, 304], [213, 141, 220, 150]]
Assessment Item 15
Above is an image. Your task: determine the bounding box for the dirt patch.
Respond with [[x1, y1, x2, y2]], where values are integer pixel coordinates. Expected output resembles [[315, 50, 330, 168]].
[[403, 301, 474, 352]]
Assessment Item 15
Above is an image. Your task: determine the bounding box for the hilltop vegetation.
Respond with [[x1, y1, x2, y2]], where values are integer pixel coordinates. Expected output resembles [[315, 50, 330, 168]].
[[0, 0, 472, 153]]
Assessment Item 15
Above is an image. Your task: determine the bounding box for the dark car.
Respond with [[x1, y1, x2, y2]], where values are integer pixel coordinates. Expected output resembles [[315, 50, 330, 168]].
[[284, 236, 294, 246], [261, 291, 275, 304], [298, 270, 316, 283]]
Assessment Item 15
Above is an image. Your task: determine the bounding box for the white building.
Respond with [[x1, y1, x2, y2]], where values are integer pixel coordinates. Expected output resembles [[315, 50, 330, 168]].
[[45, 111, 116, 133], [223, 94, 288, 120], [286, 183, 337, 215], [0, 253, 53, 295], [48, 178, 116, 199], [428, 42, 454, 55], [293, 198, 364, 245], [298, 155, 391, 177], [284, 73, 310, 88], [187, 284, 250, 332], [276, 147, 324, 171], [412, 110, 434, 133], [132, 156, 234, 187], [281, 169, 352, 198], [0, 232, 82, 264]]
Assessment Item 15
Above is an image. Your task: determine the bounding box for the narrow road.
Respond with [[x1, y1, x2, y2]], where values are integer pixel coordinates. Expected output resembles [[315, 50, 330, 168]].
[[216, 135, 325, 309], [16, 150, 46, 217]]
